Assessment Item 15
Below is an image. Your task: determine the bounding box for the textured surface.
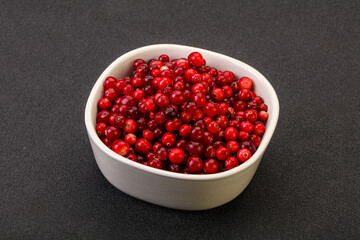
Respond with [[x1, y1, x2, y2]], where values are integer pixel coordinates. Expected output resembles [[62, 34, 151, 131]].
[[1, 0, 359, 239]]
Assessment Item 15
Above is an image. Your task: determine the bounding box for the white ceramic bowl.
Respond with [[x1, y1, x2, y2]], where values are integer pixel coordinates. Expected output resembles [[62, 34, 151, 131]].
[[85, 44, 279, 210]]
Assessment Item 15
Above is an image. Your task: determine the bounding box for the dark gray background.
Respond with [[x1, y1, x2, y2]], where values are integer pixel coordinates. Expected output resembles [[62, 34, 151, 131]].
[[1, 0, 359, 239]]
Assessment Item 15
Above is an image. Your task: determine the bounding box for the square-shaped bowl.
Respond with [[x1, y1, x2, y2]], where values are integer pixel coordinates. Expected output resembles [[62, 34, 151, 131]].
[[85, 44, 279, 210]]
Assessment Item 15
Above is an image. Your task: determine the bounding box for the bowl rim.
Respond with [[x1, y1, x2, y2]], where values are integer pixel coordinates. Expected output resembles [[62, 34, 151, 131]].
[[85, 43, 279, 181]]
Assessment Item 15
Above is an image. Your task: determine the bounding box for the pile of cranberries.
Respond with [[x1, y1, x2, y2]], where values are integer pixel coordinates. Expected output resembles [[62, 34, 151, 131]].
[[95, 52, 269, 174]]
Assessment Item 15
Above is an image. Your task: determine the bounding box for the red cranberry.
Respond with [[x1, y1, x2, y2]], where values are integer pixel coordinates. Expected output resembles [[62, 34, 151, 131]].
[[179, 124, 191, 138], [216, 147, 230, 161], [162, 132, 176, 147], [96, 110, 110, 124], [96, 122, 107, 137], [190, 127, 204, 141], [175, 138, 187, 151], [191, 93, 206, 107], [224, 127, 237, 141], [238, 131, 249, 141], [254, 122, 266, 136], [104, 76, 117, 89], [156, 147, 168, 161], [124, 133, 137, 145], [203, 159, 219, 174], [148, 159, 162, 169], [225, 156, 239, 169], [199, 131, 213, 146], [135, 138, 152, 154], [105, 126, 121, 141], [123, 119, 137, 133], [187, 156, 203, 173], [186, 141, 204, 156], [226, 140, 240, 153], [240, 121, 254, 133], [239, 89, 252, 101], [98, 98, 111, 110], [240, 141, 256, 155], [133, 59, 146, 69], [239, 77, 253, 89], [215, 115, 229, 129], [188, 52, 205, 67], [237, 148, 252, 163], [249, 134, 261, 147], [112, 140, 130, 156], [101, 137, 112, 148], [158, 54, 169, 62], [207, 121, 220, 134], [211, 88, 225, 102], [170, 90, 185, 105], [258, 103, 268, 112], [258, 111, 269, 121], [169, 148, 185, 164], [203, 102, 218, 117], [156, 95, 170, 108]]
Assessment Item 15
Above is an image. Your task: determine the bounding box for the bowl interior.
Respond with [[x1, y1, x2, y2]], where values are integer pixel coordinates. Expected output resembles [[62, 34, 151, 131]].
[[85, 44, 279, 180]]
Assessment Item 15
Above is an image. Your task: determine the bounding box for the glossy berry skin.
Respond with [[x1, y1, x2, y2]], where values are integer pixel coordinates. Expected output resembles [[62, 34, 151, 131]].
[[156, 95, 170, 108], [135, 138, 152, 154], [239, 77, 253, 89], [249, 134, 261, 147], [123, 119, 137, 133], [105, 126, 121, 141], [169, 148, 185, 164], [240, 121, 254, 133], [190, 127, 204, 141], [258, 111, 269, 121], [124, 133, 137, 145], [143, 129, 155, 141], [104, 76, 117, 89], [104, 88, 118, 101], [206, 121, 220, 134], [238, 131, 249, 141], [179, 124, 191, 138], [186, 141, 204, 156], [224, 127, 237, 141], [156, 147, 168, 161], [187, 156, 203, 173], [211, 88, 225, 102], [162, 132, 176, 147], [226, 140, 240, 153], [96, 122, 107, 137], [112, 140, 130, 156], [203, 158, 219, 174], [201, 131, 214, 146], [224, 156, 239, 169], [244, 109, 258, 123], [203, 102, 218, 117], [96, 110, 110, 124], [188, 52, 204, 67], [170, 90, 185, 105], [98, 98, 112, 110], [148, 159, 162, 169], [237, 148, 252, 163], [126, 153, 137, 162], [254, 123, 266, 136], [216, 147, 230, 161], [101, 137, 112, 148]]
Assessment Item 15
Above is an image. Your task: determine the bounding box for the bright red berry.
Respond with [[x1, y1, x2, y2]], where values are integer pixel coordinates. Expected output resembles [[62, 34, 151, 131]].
[[237, 148, 252, 163], [169, 148, 185, 164], [216, 147, 230, 161]]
